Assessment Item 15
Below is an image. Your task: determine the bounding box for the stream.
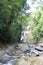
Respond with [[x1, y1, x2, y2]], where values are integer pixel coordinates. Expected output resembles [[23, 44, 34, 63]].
[[0, 0, 43, 65], [0, 44, 43, 65]]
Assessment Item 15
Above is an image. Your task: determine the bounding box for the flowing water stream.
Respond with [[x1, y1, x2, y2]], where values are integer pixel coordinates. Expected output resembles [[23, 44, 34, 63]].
[[0, 0, 43, 65]]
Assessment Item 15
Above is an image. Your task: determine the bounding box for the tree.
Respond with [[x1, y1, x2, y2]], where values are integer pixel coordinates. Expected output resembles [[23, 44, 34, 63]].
[[0, 0, 26, 43], [27, 7, 43, 43]]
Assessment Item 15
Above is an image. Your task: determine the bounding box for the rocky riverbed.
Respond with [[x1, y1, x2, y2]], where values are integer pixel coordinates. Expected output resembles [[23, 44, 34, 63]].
[[0, 43, 43, 65]]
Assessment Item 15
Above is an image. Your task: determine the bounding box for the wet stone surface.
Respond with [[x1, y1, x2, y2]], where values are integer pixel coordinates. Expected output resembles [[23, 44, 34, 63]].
[[0, 44, 43, 65]]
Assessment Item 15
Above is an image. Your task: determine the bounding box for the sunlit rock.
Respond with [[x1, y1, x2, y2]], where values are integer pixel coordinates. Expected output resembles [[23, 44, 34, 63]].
[[15, 56, 43, 65]]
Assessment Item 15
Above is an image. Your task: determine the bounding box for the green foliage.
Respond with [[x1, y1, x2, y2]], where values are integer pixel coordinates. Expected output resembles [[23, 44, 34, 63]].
[[27, 7, 43, 43], [0, 0, 26, 43], [10, 22, 22, 42]]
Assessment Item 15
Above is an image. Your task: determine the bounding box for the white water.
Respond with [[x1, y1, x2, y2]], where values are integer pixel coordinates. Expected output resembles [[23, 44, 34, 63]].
[[0, 0, 43, 65], [3, 59, 16, 65]]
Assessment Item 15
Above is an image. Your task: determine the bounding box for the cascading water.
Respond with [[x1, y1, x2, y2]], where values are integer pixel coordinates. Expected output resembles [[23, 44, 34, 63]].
[[0, 0, 43, 65]]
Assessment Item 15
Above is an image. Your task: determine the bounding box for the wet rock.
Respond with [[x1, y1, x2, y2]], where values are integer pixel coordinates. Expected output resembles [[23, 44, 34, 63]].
[[15, 50, 23, 56], [0, 44, 43, 65], [0, 54, 11, 63], [0, 50, 6, 56], [17, 44, 29, 52], [0, 63, 3, 65], [30, 49, 40, 57], [6, 46, 15, 56], [6, 59, 16, 65], [35, 46, 43, 52], [7, 46, 15, 51], [29, 45, 37, 48], [6, 50, 15, 56], [24, 49, 30, 54]]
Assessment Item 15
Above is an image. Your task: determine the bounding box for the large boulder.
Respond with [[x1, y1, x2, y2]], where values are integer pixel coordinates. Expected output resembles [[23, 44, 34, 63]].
[[0, 54, 11, 63], [6, 46, 15, 56], [15, 56, 31, 65], [15, 56, 43, 65], [17, 44, 29, 52], [35, 46, 43, 51]]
